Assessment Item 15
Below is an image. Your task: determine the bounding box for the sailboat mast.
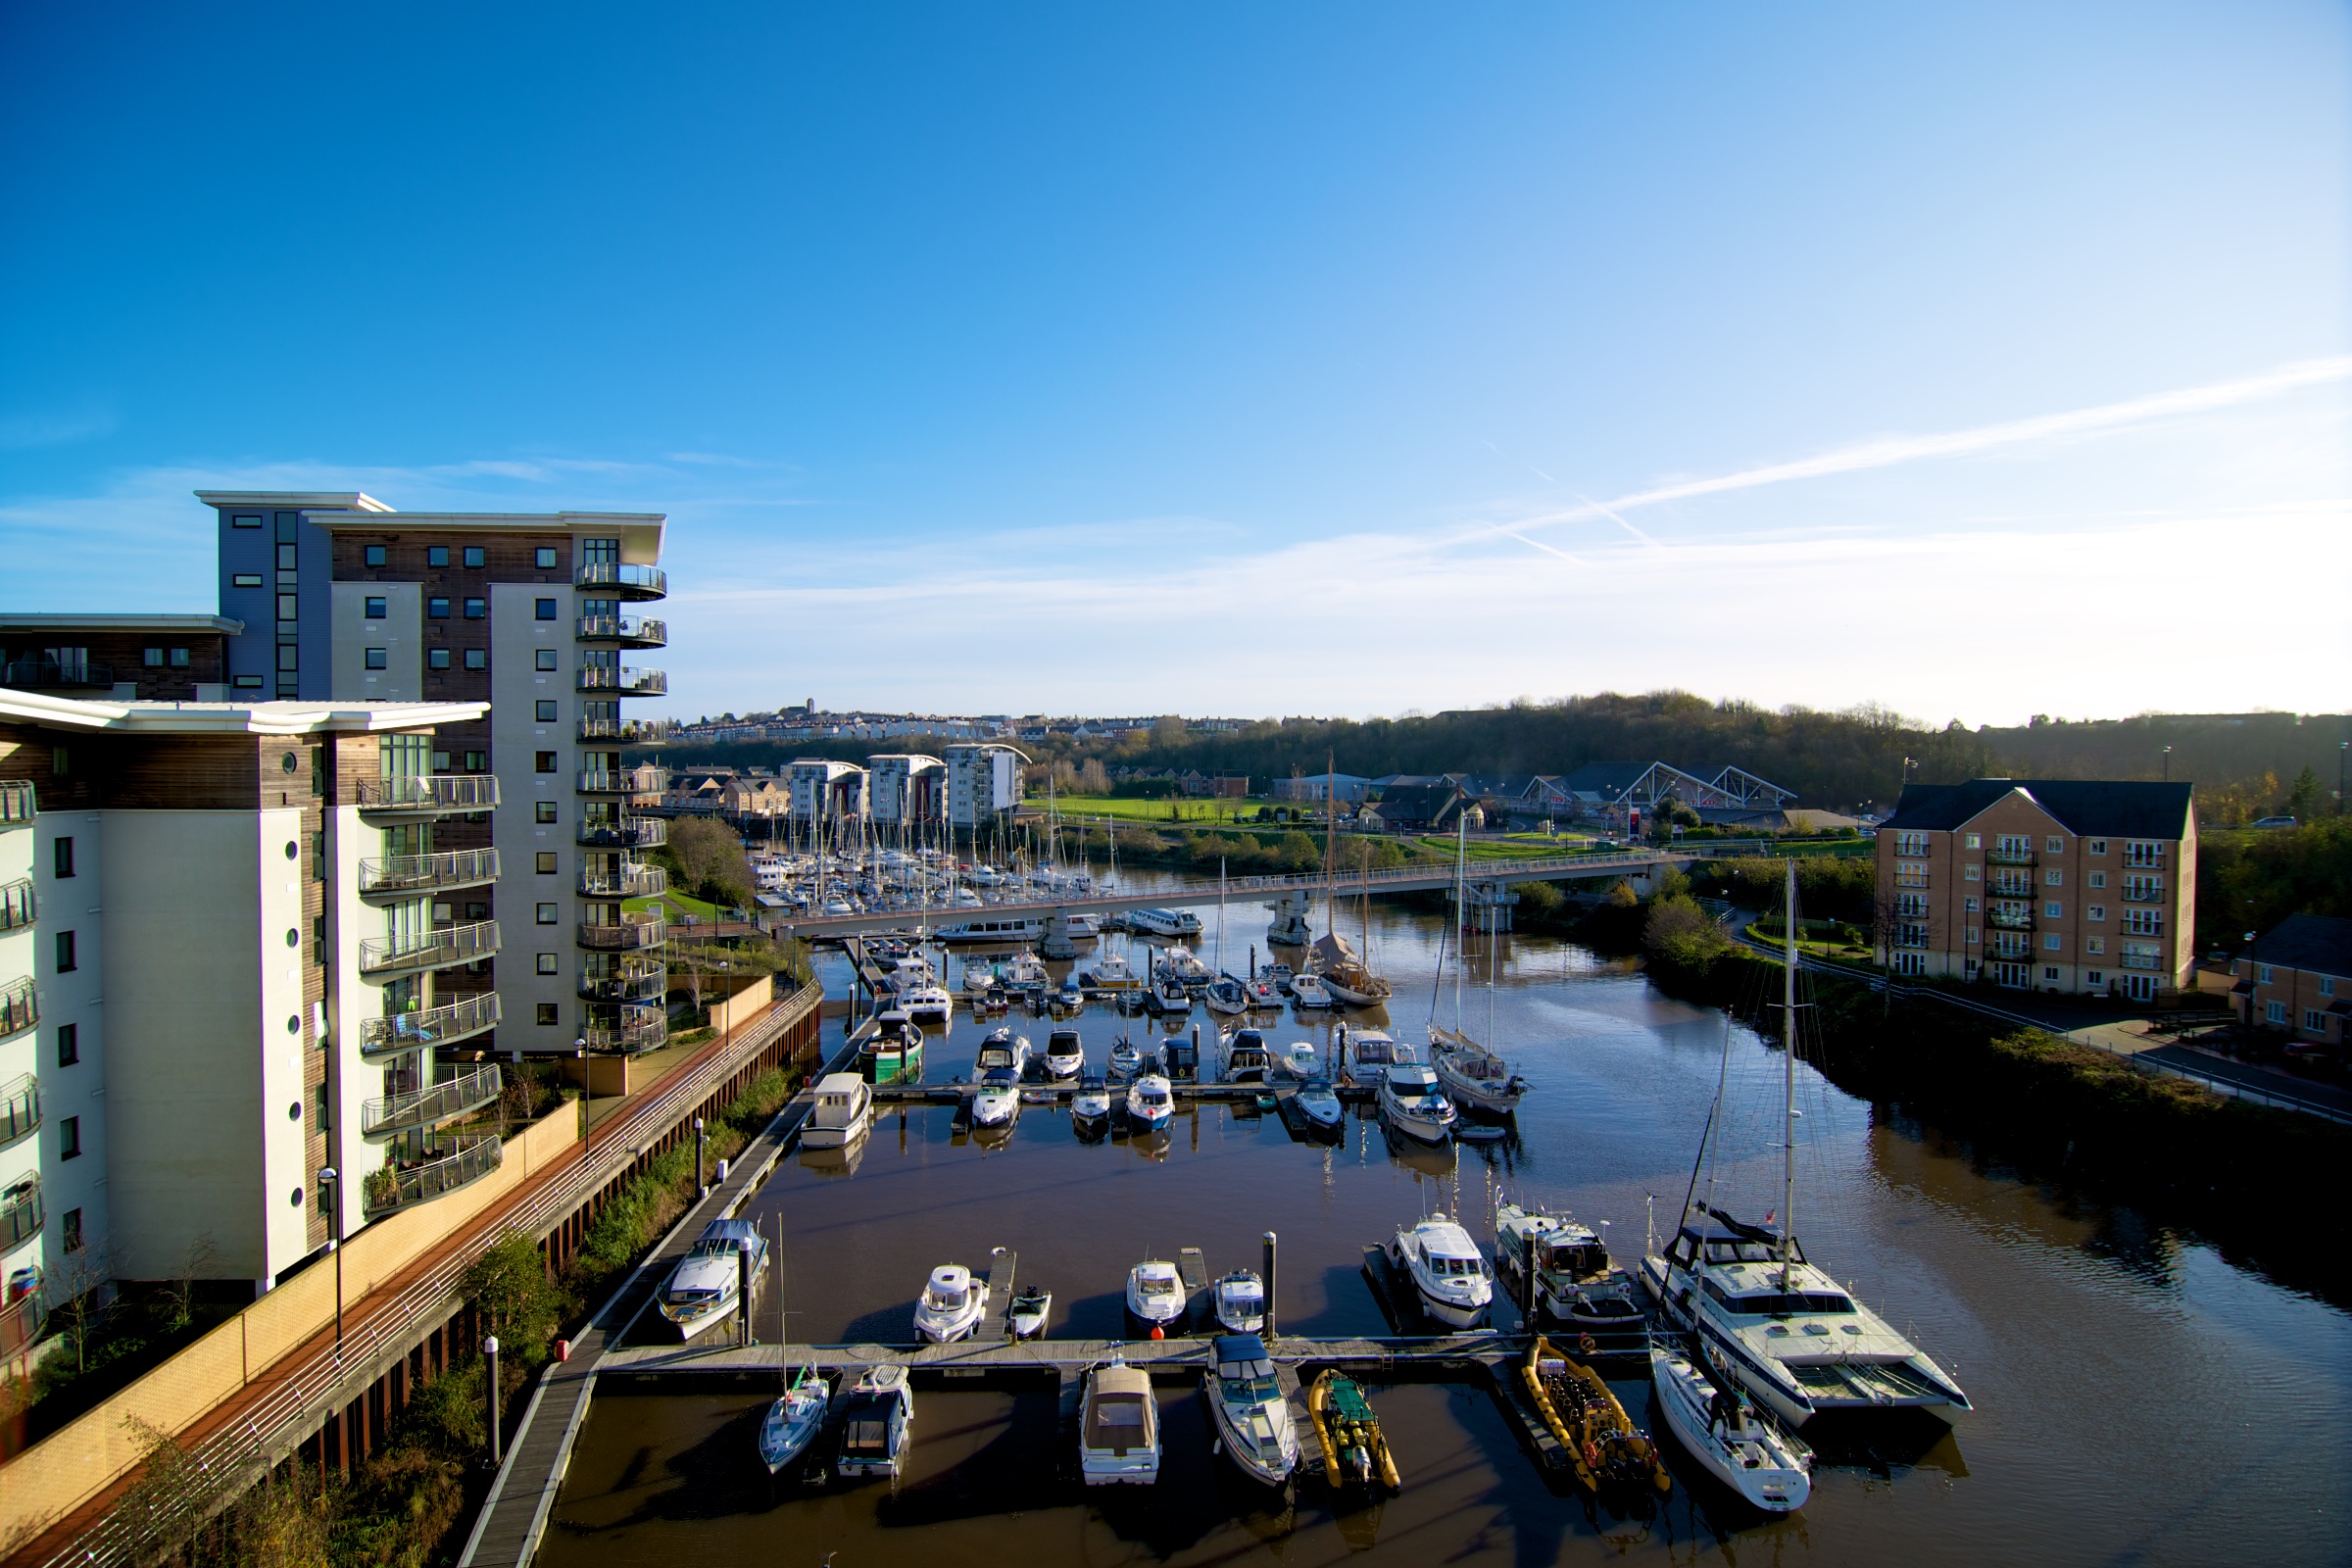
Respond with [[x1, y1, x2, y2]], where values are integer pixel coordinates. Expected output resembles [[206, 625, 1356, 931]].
[[1453, 813, 1468, 1032], [1782, 856, 1797, 1281], [1323, 750, 1336, 939]]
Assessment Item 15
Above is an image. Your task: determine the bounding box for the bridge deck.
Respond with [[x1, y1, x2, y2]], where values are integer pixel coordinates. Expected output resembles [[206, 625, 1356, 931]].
[[597, 1329, 1526, 1380]]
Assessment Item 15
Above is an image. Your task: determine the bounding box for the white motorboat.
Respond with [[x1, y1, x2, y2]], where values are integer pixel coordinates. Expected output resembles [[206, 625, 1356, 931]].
[[962, 960, 998, 998], [1108, 1037, 1144, 1078], [936, 913, 1050, 944], [658, 1218, 769, 1341], [1003, 949, 1051, 993], [1642, 860, 1973, 1430], [1651, 1340, 1813, 1511], [836, 1364, 914, 1478], [1072, 1072, 1113, 1124], [1007, 1285, 1053, 1341], [1276, 1040, 1321, 1080], [1130, 907, 1202, 938], [1494, 1201, 1642, 1333], [1431, 1025, 1528, 1115], [1056, 977, 1084, 1009], [803, 1072, 873, 1150], [1126, 1071, 1174, 1131], [1290, 973, 1335, 1010], [760, 1365, 831, 1474], [1126, 1259, 1186, 1326], [1222, 1028, 1273, 1084], [1389, 1212, 1493, 1329], [1212, 1268, 1266, 1333], [1294, 1077, 1345, 1132], [913, 1262, 990, 1343], [1041, 1027, 1086, 1078], [1079, 1356, 1161, 1485], [1064, 912, 1102, 940], [970, 1070, 1020, 1128], [1339, 1024, 1405, 1085], [1243, 973, 1283, 1008], [1204, 976, 1250, 1015], [973, 1027, 1029, 1078], [1156, 945, 1214, 985], [1085, 953, 1143, 992], [905, 984, 954, 1028], [1378, 1062, 1457, 1143], [1205, 1333, 1299, 1486], [1257, 961, 1296, 994], [1150, 978, 1192, 1017]]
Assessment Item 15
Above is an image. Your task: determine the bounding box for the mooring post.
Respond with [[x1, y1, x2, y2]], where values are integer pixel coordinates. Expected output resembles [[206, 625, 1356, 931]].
[[696, 1115, 708, 1197], [1263, 1231, 1278, 1341], [739, 1240, 754, 1348], [483, 1335, 502, 1465], [1523, 1227, 1539, 1327]]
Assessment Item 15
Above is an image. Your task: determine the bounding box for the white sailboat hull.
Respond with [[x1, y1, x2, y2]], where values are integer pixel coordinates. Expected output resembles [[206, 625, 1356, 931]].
[[1650, 1345, 1812, 1512]]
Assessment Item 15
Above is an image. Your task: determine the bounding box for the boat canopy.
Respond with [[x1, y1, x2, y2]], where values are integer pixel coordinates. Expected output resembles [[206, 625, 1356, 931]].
[[1214, 1335, 1274, 1378], [696, 1218, 760, 1250], [1311, 932, 1362, 970]]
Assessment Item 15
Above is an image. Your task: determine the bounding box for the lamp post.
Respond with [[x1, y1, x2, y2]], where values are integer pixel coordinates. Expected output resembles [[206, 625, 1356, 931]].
[[483, 1335, 502, 1465], [2244, 928, 2260, 1037], [695, 1116, 708, 1196], [2163, 746, 2172, 783], [2339, 741, 2346, 817], [316, 1167, 343, 1360]]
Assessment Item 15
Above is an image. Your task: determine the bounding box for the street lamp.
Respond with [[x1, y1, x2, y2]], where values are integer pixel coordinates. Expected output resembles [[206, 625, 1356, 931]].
[[2244, 928, 2260, 1035], [695, 1116, 708, 1195], [316, 1167, 343, 1358], [2163, 746, 2173, 783]]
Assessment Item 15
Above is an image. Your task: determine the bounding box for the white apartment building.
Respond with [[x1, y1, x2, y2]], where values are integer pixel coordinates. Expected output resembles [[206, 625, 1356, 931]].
[[865, 754, 943, 829], [786, 759, 867, 825], [944, 743, 1025, 826]]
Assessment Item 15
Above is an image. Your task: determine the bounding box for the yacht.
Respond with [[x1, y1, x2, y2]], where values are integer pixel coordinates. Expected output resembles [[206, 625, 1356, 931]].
[[1494, 1201, 1642, 1333], [1064, 911, 1102, 940], [970, 1070, 1020, 1128], [1290, 972, 1335, 1010], [1071, 1072, 1113, 1126], [1125, 1259, 1186, 1328], [658, 1219, 769, 1341], [1204, 1334, 1299, 1486], [1040, 1027, 1085, 1078], [836, 1364, 914, 1479], [1389, 1212, 1493, 1329], [1126, 1071, 1174, 1131], [803, 1073, 873, 1150], [1276, 1040, 1321, 1080], [1107, 1036, 1143, 1077], [913, 1262, 989, 1343], [1003, 949, 1052, 993], [1293, 1077, 1345, 1133], [1212, 1268, 1267, 1333], [1079, 1356, 1161, 1486], [1085, 952, 1143, 993], [1257, 961, 1296, 995], [1242, 973, 1283, 1008], [1431, 1025, 1528, 1115], [1339, 1024, 1402, 1086], [1650, 1339, 1813, 1512], [759, 1365, 830, 1475], [1308, 931, 1393, 1006], [935, 913, 1050, 944], [904, 983, 954, 1029], [1223, 1028, 1273, 1084], [1149, 977, 1192, 1017], [1378, 1062, 1457, 1144], [860, 1012, 924, 1087], [973, 1027, 1029, 1079], [1055, 977, 1085, 1010], [1203, 975, 1250, 1015], [1130, 907, 1202, 938], [1155, 945, 1213, 986]]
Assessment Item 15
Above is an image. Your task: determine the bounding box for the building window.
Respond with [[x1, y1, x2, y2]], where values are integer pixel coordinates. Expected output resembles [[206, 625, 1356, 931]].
[[61, 1208, 81, 1252], [464, 547, 485, 568], [2042, 934, 2061, 952], [2306, 1009, 2327, 1033], [428, 649, 450, 669], [465, 900, 489, 919], [233, 572, 264, 587], [365, 648, 388, 670], [1894, 861, 1928, 887], [2087, 839, 2107, 856], [276, 594, 300, 621], [277, 543, 299, 570], [365, 545, 387, 566], [536, 852, 558, 873], [143, 647, 163, 667], [2086, 969, 2104, 986], [535, 598, 558, 620], [2123, 908, 2163, 936], [171, 647, 189, 667], [53, 837, 73, 878], [1893, 831, 1929, 857], [2043, 966, 2061, 983], [536, 903, 559, 924], [276, 644, 300, 672], [1963, 864, 1980, 881], [536, 953, 559, 975], [536, 802, 558, 823], [2086, 871, 2106, 889], [427, 597, 449, 618], [1963, 833, 1981, 850], [2044, 902, 2062, 918], [464, 650, 487, 671], [536, 547, 558, 569], [59, 1116, 78, 1159], [464, 599, 486, 618], [464, 750, 487, 771], [2267, 1001, 2288, 1025], [232, 513, 262, 529], [365, 596, 387, 618], [535, 649, 558, 671], [56, 1023, 76, 1066], [2124, 841, 2164, 868], [1963, 897, 1979, 912], [535, 751, 558, 773], [55, 931, 75, 972], [2086, 905, 2105, 922], [2044, 870, 2063, 888], [234, 673, 264, 689], [432, 901, 453, 924], [536, 700, 559, 722], [427, 545, 449, 567], [2323, 977, 2337, 998], [536, 1003, 561, 1025], [2045, 837, 2065, 854], [1965, 926, 1979, 945], [2257, 963, 2275, 984]]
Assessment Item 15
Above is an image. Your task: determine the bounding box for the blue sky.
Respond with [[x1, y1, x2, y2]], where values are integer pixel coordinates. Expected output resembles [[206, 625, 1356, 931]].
[[2, 3, 2345, 726]]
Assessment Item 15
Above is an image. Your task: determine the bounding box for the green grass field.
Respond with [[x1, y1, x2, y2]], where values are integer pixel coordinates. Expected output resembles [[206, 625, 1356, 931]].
[[1051, 794, 1278, 826], [625, 889, 731, 922]]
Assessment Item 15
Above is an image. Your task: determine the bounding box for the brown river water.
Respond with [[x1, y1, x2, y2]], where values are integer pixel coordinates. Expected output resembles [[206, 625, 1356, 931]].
[[536, 888, 2352, 1568]]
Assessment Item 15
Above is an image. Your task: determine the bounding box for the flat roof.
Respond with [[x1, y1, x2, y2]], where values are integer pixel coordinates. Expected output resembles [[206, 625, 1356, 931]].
[[195, 491, 394, 513], [0, 691, 487, 735], [192, 492, 664, 556], [0, 613, 244, 635]]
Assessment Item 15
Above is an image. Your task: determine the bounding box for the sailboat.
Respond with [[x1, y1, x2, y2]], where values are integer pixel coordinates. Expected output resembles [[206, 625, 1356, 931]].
[[1305, 757, 1395, 1006], [1640, 859, 1973, 1430], [1428, 815, 1528, 1114]]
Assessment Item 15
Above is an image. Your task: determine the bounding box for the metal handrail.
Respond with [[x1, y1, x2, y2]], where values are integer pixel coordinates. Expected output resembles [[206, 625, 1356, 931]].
[[0, 658, 115, 688], [574, 562, 667, 597], [358, 849, 500, 896], [582, 1007, 666, 1054], [577, 717, 656, 743], [0, 1074, 37, 1144], [357, 920, 500, 976], [354, 774, 501, 812], [0, 780, 32, 829], [575, 614, 666, 646], [577, 770, 658, 795], [362, 1065, 504, 1139], [0, 976, 36, 1039], [359, 994, 502, 1057], [578, 817, 666, 848], [2121, 887, 2167, 904], [576, 916, 664, 951], [363, 1136, 503, 1216], [579, 863, 667, 899], [576, 666, 666, 696], [1985, 847, 2036, 865], [0, 1284, 45, 1357], [0, 878, 34, 932], [1, 1181, 40, 1249]]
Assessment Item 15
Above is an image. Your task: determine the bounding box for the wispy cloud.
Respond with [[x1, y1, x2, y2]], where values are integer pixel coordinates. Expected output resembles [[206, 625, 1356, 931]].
[[0, 407, 117, 450]]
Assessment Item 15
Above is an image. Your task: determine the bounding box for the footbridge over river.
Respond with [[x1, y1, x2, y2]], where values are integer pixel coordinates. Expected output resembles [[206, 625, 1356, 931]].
[[777, 847, 1700, 944]]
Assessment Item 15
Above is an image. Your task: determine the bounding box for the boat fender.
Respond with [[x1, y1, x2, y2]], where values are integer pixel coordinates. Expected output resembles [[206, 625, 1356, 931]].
[[1582, 1439, 1600, 1472], [1151, 1324, 1164, 1340]]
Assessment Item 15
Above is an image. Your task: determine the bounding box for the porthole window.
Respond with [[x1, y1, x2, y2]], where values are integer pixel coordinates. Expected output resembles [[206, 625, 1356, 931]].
[[286, 1014, 302, 1035], [290, 1187, 305, 1207], [284, 841, 299, 860], [288, 1102, 302, 1122], [280, 751, 300, 774], [285, 928, 300, 948]]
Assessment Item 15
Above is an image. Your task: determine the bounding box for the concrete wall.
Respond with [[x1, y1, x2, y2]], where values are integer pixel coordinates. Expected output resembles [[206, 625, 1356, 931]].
[[493, 581, 576, 1048], [330, 581, 423, 703], [23, 809, 107, 1299]]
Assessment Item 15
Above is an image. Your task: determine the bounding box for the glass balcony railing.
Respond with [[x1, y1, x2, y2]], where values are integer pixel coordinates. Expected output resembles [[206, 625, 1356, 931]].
[[579, 862, 667, 899], [578, 716, 656, 743], [578, 817, 665, 849], [355, 775, 501, 814], [573, 562, 667, 600], [2122, 886, 2167, 904], [582, 1006, 665, 1054], [1986, 846, 2037, 865], [576, 613, 667, 647], [1, 1182, 40, 1250], [0, 1286, 44, 1359], [359, 849, 500, 898], [577, 915, 665, 952], [359, 993, 502, 1058], [358, 919, 500, 976], [363, 1136, 501, 1216], [0, 781, 33, 831], [0, 657, 115, 689], [0, 879, 33, 933], [363, 1064, 504, 1139], [0, 1075, 36, 1144], [0, 978, 36, 1040], [578, 960, 665, 1004], [576, 666, 667, 697]]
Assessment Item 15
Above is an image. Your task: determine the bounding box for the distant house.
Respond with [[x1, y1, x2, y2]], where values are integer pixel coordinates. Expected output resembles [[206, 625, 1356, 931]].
[[2235, 914, 2352, 1051], [1272, 772, 1370, 804], [1368, 782, 1480, 833]]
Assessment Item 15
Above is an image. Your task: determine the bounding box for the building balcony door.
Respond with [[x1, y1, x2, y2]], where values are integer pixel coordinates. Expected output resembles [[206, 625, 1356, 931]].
[[1992, 960, 2031, 989]]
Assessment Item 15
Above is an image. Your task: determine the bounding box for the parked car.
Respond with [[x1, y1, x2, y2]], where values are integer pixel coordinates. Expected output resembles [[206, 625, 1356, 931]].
[[2251, 815, 2298, 828]]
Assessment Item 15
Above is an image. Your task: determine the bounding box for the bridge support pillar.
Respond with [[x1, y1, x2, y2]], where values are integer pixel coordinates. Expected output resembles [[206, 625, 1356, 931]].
[[1456, 880, 1520, 932], [1266, 889, 1313, 948], [1040, 908, 1078, 960]]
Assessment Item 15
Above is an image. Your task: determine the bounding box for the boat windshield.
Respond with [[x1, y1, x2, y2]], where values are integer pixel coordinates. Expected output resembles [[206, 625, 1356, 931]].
[[924, 1286, 968, 1311], [1706, 1281, 1854, 1316], [1136, 1274, 1177, 1298], [843, 1399, 894, 1453], [685, 1240, 738, 1260], [1220, 1367, 1280, 1401], [1426, 1253, 1486, 1279]]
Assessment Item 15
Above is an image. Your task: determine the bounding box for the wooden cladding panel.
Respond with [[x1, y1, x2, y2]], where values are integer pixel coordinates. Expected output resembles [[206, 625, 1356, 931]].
[[330, 533, 572, 582]]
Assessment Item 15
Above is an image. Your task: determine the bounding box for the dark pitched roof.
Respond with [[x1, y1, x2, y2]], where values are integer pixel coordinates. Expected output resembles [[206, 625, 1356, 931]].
[[1886, 779, 2193, 839], [1372, 783, 1465, 820], [2254, 913, 2352, 978]]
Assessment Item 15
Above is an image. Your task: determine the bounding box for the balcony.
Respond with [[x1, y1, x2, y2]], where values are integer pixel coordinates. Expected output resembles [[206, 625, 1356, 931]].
[[1987, 876, 2034, 898], [359, 993, 503, 1059], [0, 1076, 35, 1145], [355, 774, 501, 816], [579, 816, 665, 849], [582, 1006, 665, 1054], [1986, 906, 2034, 930], [2122, 886, 2167, 905], [363, 1136, 502, 1217], [1986, 846, 2036, 866], [573, 562, 667, 601], [579, 960, 665, 1004], [2120, 952, 2163, 971], [578, 716, 656, 744], [363, 1063, 504, 1140], [359, 848, 500, 899], [0, 781, 32, 831], [1, 1182, 39, 1250], [580, 861, 667, 898], [577, 769, 635, 796], [576, 613, 667, 648], [0, 657, 115, 690], [577, 913, 665, 952], [0, 1285, 44, 1359], [576, 666, 667, 698], [0, 978, 35, 1041], [0, 879, 33, 933], [358, 919, 501, 977]]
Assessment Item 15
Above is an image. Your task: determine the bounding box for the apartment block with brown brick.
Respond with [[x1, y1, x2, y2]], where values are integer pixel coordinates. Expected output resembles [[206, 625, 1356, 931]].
[[2232, 913, 2351, 1051], [1876, 779, 2197, 1002]]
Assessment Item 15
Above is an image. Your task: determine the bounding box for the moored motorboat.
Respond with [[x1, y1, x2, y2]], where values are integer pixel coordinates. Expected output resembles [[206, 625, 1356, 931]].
[[1007, 1285, 1053, 1341], [1079, 1355, 1161, 1485], [1071, 1071, 1112, 1125], [1204, 975, 1250, 1015], [1294, 1077, 1344, 1132], [1307, 1369, 1398, 1492], [1388, 1212, 1492, 1329], [1377, 1062, 1457, 1144], [1041, 1027, 1085, 1078], [861, 1011, 925, 1086], [1290, 973, 1335, 1010], [1125, 1258, 1186, 1328], [1150, 977, 1192, 1016], [1126, 1071, 1174, 1132], [973, 1026, 1029, 1078], [1085, 953, 1143, 992], [913, 1262, 989, 1343], [803, 1072, 873, 1150], [836, 1364, 914, 1478], [970, 1070, 1020, 1128], [1205, 1334, 1298, 1486], [905, 983, 955, 1029], [1524, 1335, 1671, 1494], [1223, 1028, 1273, 1084], [1213, 1268, 1266, 1333], [1276, 1039, 1321, 1079], [760, 1364, 831, 1475], [658, 1218, 769, 1341], [1650, 1339, 1812, 1512], [1338, 1024, 1401, 1086], [1494, 1201, 1642, 1333]]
